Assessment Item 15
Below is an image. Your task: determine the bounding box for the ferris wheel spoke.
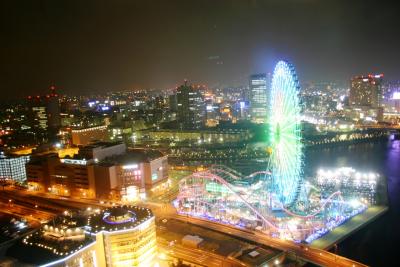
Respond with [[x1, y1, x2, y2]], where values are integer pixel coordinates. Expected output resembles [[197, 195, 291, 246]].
[[269, 60, 303, 206]]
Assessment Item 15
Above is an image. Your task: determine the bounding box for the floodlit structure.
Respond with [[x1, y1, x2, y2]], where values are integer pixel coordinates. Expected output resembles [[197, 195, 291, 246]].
[[175, 165, 379, 242], [8, 206, 157, 267], [268, 61, 303, 206], [175, 60, 382, 243], [86, 206, 157, 267]]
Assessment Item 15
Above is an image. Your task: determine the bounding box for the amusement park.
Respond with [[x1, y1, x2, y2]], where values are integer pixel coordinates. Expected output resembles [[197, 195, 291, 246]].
[[174, 61, 384, 244]]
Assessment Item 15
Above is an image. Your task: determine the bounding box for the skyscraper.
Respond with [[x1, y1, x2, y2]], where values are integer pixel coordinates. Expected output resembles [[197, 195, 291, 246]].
[[176, 81, 205, 129], [350, 74, 383, 108], [28, 85, 61, 140], [250, 73, 268, 123]]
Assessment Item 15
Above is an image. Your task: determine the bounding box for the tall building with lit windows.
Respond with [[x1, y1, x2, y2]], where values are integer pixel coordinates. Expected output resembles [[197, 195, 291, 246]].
[[176, 81, 205, 129], [348, 74, 384, 122], [350, 74, 383, 108], [249, 73, 268, 123], [28, 85, 61, 131]]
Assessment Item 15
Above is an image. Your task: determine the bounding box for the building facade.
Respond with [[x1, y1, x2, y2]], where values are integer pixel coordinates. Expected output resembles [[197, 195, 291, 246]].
[[71, 125, 109, 146], [176, 81, 205, 129], [249, 73, 268, 123], [0, 152, 30, 183], [26, 143, 168, 201], [350, 74, 383, 108], [7, 206, 156, 267], [28, 85, 61, 132]]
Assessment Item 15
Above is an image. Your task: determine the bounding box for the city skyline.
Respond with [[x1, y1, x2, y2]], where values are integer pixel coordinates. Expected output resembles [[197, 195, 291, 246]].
[[2, 0, 400, 98], [1, 1, 400, 266]]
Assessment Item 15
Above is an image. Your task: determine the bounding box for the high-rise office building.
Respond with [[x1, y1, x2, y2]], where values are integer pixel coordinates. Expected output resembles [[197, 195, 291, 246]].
[[176, 81, 205, 128], [28, 85, 61, 137], [249, 73, 268, 123], [350, 74, 383, 108]]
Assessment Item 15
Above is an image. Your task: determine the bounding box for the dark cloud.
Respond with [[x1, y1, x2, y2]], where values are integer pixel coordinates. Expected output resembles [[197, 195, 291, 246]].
[[1, 0, 399, 98]]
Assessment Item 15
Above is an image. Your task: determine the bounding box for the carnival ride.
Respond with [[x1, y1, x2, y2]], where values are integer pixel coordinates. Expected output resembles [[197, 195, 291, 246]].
[[174, 61, 378, 242], [174, 164, 371, 241], [269, 60, 303, 206]]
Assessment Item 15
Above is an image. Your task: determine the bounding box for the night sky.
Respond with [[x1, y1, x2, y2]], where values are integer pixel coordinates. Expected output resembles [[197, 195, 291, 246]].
[[1, 0, 399, 98]]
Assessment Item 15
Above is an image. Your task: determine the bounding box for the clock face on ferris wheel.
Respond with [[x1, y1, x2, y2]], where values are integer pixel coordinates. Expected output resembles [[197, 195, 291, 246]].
[[269, 60, 303, 206]]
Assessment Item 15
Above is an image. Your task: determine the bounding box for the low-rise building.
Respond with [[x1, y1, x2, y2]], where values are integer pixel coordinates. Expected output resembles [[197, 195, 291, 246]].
[[26, 142, 168, 201], [100, 149, 169, 201], [0, 152, 30, 183], [71, 125, 109, 145]]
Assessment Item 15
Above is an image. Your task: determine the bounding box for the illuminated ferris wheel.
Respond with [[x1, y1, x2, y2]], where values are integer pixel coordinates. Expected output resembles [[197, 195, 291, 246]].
[[268, 60, 303, 207]]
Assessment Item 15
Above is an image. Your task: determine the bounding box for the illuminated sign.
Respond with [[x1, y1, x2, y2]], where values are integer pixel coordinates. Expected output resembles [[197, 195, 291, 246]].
[[60, 159, 87, 165], [151, 173, 158, 181], [123, 164, 138, 170], [393, 92, 400, 100]]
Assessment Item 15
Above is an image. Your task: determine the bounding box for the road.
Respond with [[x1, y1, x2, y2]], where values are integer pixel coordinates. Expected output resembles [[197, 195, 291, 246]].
[[1, 188, 367, 266], [158, 239, 244, 267], [0, 202, 50, 227], [172, 214, 367, 267]]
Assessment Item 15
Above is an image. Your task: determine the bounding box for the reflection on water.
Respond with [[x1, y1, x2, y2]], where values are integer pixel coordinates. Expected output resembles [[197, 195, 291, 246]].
[[305, 139, 400, 266]]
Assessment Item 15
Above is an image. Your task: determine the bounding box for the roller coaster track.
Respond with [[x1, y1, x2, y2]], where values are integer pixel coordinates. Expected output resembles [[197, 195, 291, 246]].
[[192, 170, 279, 230], [178, 169, 350, 232], [280, 191, 344, 219]]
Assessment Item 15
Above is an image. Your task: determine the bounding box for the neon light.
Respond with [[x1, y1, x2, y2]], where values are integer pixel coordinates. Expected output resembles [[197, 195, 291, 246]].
[[269, 60, 303, 206], [102, 211, 137, 224], [174, 60, 380, 244], [60, 159, 87, 165]]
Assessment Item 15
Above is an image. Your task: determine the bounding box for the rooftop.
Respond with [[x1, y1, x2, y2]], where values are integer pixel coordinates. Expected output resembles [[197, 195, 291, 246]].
[[71, 125, 107, 131], [86, 205, 153, 233], [6, 214, 93, 266], [102, 148, 165, 164], [80, 141, 124, 150]]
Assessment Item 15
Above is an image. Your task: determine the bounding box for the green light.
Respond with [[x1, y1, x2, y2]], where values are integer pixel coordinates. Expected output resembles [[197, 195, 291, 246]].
[[206, 182, 230, 193], [269, 60, 303, 206]]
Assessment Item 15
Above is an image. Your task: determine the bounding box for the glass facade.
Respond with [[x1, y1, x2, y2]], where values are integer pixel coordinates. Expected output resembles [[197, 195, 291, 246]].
[[250, 73, 268, 123]]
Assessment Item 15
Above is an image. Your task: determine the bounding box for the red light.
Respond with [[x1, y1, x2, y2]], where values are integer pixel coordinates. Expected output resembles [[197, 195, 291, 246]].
[[28, 96, 32, 99]]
